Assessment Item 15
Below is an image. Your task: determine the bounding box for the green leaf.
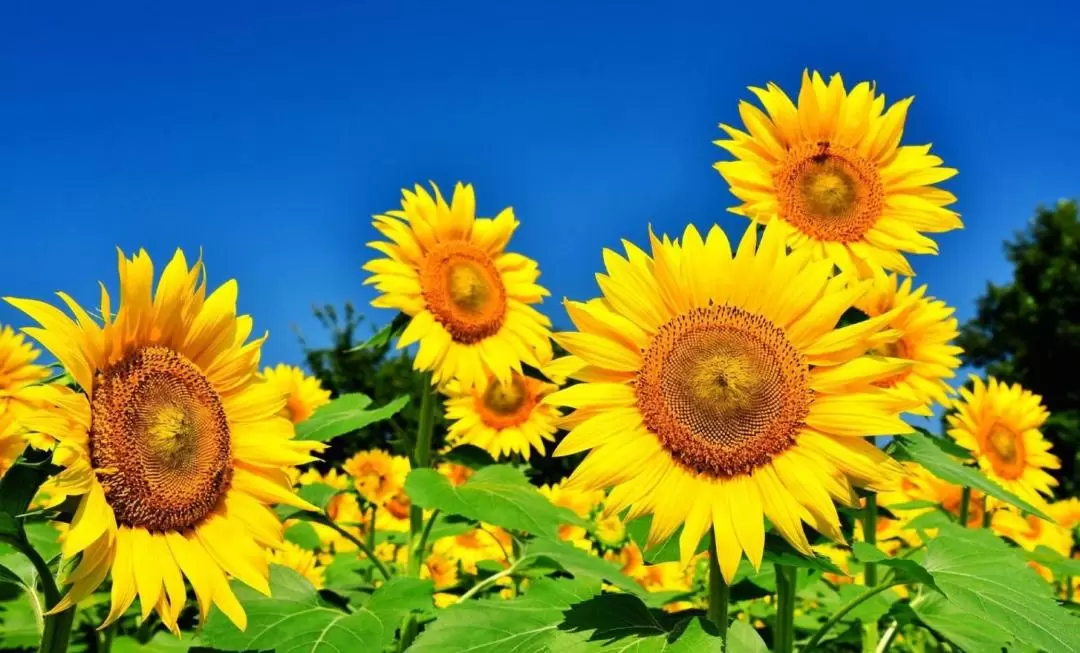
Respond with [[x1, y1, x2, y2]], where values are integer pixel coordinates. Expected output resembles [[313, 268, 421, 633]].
[[910, 592, 1014, 652], [409, 577, 601, 653], [405, 465, 582, 539], [111, 631, 199, 652], [442, 444, 496, 470], [551, 594, 723, 652], [296, 484, 340, 512], [321, 553, 371, 591], [521, 537, 644, 596], [761, 535, 844, 575], [284, 522, 323, 550], [726, 620, 769, 653], [0, 455, 57, 540], [893, 432, 1052, 520], [921, 523, 1080, 652], [296, 393, 410, 442], [0, 598, 40, 649], [201, 565, 432, 653], [425, 513, 476, 542], [1025, 546, 1080, 578], [850, 543, 938, 589], [348, 313, 410, 351], [624, 515, 707, 564]]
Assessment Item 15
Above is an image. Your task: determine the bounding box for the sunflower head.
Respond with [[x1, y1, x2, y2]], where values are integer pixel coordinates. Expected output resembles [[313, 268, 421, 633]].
[[855, 271, 963, 414], [344, 449, 406, 504], [261, 364, 331, 424], [0, 324, 51, 418], [545, 220, 915, 582], [0, 413, 27, 478], [6, 250, 322, 632], [714, 71, 961, 276], [947, 376, 1058, 506], [444, 372, 560, 460], [269, 541, 326, 589], [364, 182, 553, 389]]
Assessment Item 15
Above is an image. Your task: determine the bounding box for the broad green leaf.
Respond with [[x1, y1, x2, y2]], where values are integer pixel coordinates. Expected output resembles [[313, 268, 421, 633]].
[[297, 483, 340, 512], [761, 535, 844, 575], [348, 312, 410, 351], [0, 560, 25, 587], [0, 598, 40, 649], [893, 432, 1052, 520], [521, 537, 644, 595], [409, 577, 601, 653], [442, 444, 496, 470], [0, 455, 57, 540], [284, 522, 322, 550], [1025, 546, 1080, 578], [910, 592, 1014, 652], [833, 583, 898, 624], [405, 465, 582, 538], [111, 632, 198, 652], [922, 523, 1080, 652], [202, 565, 432, 653], [850, 543, 938, 589], [23, 524, 60, 563], [322, 553, 371, 591], [425, 513, 477, 542], [727, 619, 769, 653], [295, 393, 409, 442], [551, 595, 723, 652]]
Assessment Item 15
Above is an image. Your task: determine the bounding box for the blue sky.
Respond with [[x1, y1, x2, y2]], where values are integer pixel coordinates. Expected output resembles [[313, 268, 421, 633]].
[[2, 0, 1078, 373]]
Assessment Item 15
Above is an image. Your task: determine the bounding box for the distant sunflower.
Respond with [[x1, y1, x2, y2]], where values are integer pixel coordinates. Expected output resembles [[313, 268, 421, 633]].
[[261, 364, 331, 424], [7, 250, 322, 632], [855, 271, 963, 414], [269, 541, 326, 589], [422, 552, 459, 590], [344, 449, 406, 505], [878, 461, 986, 528], [443, 372, 559, 460], [715, 71, 961, 276], [539, 483, 604, 551], [0, 324, 50, 418], [433, 525, 512, 574], [546, 220, 915, 582], [947, 376, 1058, 506], [364, 182, 552, 389], [0, 413, 26, 477]]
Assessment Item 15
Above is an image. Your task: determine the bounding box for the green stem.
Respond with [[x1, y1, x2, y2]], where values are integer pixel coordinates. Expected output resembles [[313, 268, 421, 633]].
[[875, 620, 900, 653], [13, 537, 73, 653], [862, 493, 879, 652], [99, 624, 115, 653], [397, 614, 419, 652], [318, 517, 392, 580], [982, 495, 991, 528], [457, 559, 523, 603], [773, 564, 796, 653], [803, 583, 901, 651], [707, 537, 729, 646], [958, 486, 971, 527], [135, 615, 155, 644], [408, 375, 437, 577], [366, 504, 378, 582], [414, 509, 440, 565]]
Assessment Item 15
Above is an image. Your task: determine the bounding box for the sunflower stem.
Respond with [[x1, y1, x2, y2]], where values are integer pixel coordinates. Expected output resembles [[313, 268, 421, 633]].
[[318, 516, 392, 580], [861, 492, 879, 652], [11, 535, 72, 653], [707, 536, 729, 647], [773, 564, 796, 653], [803, 582, 902, 651], [958, 486, 971, 527], [408, 374, 437, 577], [981, 495, 991, 528]]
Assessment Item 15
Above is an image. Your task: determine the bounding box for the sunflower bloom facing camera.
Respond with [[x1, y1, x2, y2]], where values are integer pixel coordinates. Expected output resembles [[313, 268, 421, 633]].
[[948, 376, 1059, 506], [443, 372, 560, 460], [6, 250, 323, 632], [364, 182, 552, 389], [261, 364, 331, 424], [545, 220, 915, 583], [715, 71, 961, 276]]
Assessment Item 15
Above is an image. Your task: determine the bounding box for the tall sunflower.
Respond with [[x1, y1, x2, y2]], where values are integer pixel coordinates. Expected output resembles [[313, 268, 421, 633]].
[[261, 364, 331, 424], [947, 376, 1058, 506], [443, 372, 560, 460], [855, 271, 962, 414], [714, 71, 961, 276], [364, 182, 552, 389], [545, 220, 916, 582], [6, 250, 322, 632], [0, 413, 26, 477], [0, 323, 50, 418]]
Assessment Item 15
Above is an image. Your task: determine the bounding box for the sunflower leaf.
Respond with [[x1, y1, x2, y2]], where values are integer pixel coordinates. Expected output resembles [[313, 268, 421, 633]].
[[850, 542, 938, 589], [348, 312, 411, 352], [1025, 546, 1080, 578], [111, 631, 200, 652], [549, 594, 723, 652], [726, 619, 769, 652], [892, 432, 1052, 520], [919, 523, 1080, 653], [0, 598, 40, 650], [910, 592, 1015, 652], [409, 577, 600, 653], [404, 465, 583, 538], [296, 483, 340, 512], [296, 393, 409, 443], [519, 537, 645, 595], [202, 565, 432, 653]]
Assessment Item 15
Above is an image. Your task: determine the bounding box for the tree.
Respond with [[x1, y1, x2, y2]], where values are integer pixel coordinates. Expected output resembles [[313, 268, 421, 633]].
[[957, 199, 1080, 496]]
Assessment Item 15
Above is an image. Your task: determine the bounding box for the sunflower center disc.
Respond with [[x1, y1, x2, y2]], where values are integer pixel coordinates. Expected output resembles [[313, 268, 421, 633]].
[[477, 374, 534, 428], [775, 142, 885, 243], [421, 242, 507, 344], [636, 306, 811, 477], [90, 346, 231, 531], [985, 422, 1025, 478]]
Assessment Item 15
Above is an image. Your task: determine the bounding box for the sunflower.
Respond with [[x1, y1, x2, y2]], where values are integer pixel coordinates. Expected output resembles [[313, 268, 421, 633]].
[[593, 514, 628, 550], [0, 324, 51, 419], [545, 220, 916, 582], [714, 71, 961, 276], [294, 468, 365, 552], [947, 376, 1058, 506], [539, 482, 604, 551], [878, 462, 986, 529], [344, 450, 407, 505], [6, 250, 322, 632], [261, 364, 331, 424], [0, 413, 27, 477], [364, 182, 553, 389], [443, 372, 560, 460], [437, 462, 474, 486], [269, 541, 326, 589], [422, 552, 459, 590], [855, 271, 962, 415], [433, 525, 512, 574], [992, 509, 1072, 557], [1048, 498, 1080, 530]]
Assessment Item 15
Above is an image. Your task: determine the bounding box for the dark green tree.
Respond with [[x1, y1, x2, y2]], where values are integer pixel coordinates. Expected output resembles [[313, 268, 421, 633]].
[[957, 199, 1080, 496]]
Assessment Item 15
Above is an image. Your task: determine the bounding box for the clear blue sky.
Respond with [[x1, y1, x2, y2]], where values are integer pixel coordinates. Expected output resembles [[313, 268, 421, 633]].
[[3, 1, 1078, 372]]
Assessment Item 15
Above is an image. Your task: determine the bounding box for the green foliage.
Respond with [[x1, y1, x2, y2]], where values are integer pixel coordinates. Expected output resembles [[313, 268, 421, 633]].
[[404, 465, 583, 539], [892, 432, 1052, 520], [0, 597, 40, 650], [958, 199, 1080, 495], [202, 565, 432, 653], [550, 595, 722, 651], [850, 543, 938, 589], [295, 393, 409, 443], [909, 593, 1014, 652], [726, 619, 769, 652], [519, 537, 644, 596]]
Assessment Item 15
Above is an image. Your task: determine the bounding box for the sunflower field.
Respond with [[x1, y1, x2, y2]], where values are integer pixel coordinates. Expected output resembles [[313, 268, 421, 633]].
[[2, 71, 1080, 653]]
